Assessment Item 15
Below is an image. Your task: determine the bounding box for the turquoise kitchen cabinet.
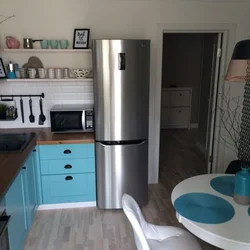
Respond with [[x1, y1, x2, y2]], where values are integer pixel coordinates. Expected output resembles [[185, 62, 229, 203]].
[[5, 148, 38, 250], [40, 158, 95, 175], [38, 143, 96, 204], [23, 149, 38, 228], [42, 173, 96, 204], [39, 143, 95, 160], [5, 170, 27, 250]]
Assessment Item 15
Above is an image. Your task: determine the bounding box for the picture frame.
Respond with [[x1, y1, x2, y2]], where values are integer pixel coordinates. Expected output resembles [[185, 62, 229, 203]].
[[73, 29, 90, 49], [0, 58, 7, 78]]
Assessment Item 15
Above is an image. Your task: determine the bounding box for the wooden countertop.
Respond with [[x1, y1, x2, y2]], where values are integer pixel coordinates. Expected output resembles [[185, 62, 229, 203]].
[[0, 128, 95, 200], [0, 128, 41, 200], [37, 128, 95, 144]]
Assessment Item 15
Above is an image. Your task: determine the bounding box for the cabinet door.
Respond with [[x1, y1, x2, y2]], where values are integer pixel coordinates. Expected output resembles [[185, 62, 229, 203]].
[[24, 149, 38, 229], [169, 90, 191, 107], [168, 107, 190, 124], [42, 173, 96, 204], [5, 171, 27, 250]]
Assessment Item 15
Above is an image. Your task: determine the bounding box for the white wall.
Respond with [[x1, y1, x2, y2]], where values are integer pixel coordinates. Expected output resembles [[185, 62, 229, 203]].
[[0, 0, 250, 183]]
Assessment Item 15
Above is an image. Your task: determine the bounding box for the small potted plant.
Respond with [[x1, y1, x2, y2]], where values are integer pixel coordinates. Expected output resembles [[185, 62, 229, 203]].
[[0, 103, 7, 119]]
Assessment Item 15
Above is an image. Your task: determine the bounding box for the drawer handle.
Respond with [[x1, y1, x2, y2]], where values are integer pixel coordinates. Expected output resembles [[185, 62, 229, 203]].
[[65, 176, 73, 181], [64, 164, 72, 169], [180, 94, 182, 96], [64, 149, 71, 154], [179, 110, 182, 113]]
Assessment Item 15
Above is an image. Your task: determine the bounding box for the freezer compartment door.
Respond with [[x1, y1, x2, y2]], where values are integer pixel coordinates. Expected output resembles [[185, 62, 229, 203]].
[[93, 39, 150, 141], [96, 140, 148, 209]]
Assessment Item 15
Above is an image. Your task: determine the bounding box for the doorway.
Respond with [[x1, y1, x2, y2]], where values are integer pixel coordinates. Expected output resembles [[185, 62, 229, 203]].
[[159, 32, 223, 185]]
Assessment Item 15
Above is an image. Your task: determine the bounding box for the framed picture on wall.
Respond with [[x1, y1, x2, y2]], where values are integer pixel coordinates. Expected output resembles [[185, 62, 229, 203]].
[[73, 29, 90, 49], [0, 58, 7, 78]]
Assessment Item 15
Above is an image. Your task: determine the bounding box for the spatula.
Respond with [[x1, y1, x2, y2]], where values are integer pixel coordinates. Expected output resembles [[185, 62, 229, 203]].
[[38, 98, 46, 125], [29, 98, 35, 123]]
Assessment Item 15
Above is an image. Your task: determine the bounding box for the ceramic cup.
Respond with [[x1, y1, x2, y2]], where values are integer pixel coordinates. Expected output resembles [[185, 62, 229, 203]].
[[40, 40, 49, 49], [63, 68, 69, 78], [50, 40, 58, 49], [60, 40, 69, 49], [47, 68, 55, 79], [38, 68, 47, 79], [55, 68, 63, 79], [28, 68, 36, 79], [19, 68, 27, 78]]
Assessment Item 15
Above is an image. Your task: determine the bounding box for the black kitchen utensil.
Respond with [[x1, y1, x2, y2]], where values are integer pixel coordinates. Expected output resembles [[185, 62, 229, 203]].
[[38, 98, 46, 125], [20, 97, 24, 123], [29, 98, 35, 123]]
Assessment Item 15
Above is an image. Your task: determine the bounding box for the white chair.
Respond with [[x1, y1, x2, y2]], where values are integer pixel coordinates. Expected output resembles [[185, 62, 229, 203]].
[[122, 194, 202, 250]]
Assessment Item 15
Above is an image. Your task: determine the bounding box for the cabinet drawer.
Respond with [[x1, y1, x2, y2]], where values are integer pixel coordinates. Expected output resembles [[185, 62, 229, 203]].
[[40, 158, 95, 175], [41, 173, 96, 204], [168, 107, 190, 124], [162, 90, 191, 107], [39, 143, 94, 160]]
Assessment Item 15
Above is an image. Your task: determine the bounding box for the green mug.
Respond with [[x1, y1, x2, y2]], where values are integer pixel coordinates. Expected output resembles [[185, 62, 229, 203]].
[[40, 40, 49, 49], [60, 40, 69, 49], [50, 40, 58, 49]]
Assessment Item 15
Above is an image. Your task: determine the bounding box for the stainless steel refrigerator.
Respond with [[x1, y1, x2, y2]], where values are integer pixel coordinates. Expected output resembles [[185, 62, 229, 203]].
[[93, 39, 150, 209]]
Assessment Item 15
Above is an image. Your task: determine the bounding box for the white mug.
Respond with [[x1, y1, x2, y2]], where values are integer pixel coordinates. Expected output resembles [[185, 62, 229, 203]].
[[28, 68, 36, 79], [47, 68, 55, 79], [55, 68, 63, 79], [38, 68, 47, 79], [19, 68, 27, 78], [63, 68, 69, 78]]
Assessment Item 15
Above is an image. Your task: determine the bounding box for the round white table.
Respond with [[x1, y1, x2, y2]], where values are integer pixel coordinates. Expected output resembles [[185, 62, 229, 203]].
[[171, 174, 250, 250]]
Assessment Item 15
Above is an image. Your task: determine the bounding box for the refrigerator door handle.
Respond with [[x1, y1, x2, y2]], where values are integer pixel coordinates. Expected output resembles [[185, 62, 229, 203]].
[[118, 53, 126, 70], [81, 110, 85, 130], [98, 140, 146, 146]]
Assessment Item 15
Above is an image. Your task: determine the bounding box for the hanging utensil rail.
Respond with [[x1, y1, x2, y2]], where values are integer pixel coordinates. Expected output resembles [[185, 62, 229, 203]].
[[0, 93, 45, 99]]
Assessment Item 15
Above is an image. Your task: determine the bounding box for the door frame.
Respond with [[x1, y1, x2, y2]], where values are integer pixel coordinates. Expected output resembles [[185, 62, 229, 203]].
[[153, 23, 236, 182]]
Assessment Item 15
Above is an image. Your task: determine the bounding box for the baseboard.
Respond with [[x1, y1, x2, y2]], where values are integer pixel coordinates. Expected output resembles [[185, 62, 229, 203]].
[[38, 201, 96, 210], [196, 141, 206, 155], [161, 123, 198, 129]]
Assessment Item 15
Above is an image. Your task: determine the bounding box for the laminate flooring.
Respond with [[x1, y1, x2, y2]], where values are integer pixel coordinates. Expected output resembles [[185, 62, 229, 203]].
[[25, 129, 218, 250]]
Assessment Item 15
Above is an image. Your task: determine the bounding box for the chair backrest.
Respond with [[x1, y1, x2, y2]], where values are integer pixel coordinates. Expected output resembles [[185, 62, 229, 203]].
[[122, 194, 150, 250]]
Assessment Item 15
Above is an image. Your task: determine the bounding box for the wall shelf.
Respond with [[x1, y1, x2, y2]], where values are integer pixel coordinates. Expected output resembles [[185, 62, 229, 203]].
[[0, 49, 92, 53], [4, 78, 93, 82]]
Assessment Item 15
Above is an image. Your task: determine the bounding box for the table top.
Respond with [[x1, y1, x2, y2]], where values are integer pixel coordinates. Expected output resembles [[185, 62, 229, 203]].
[[171, 174, 250, 250]]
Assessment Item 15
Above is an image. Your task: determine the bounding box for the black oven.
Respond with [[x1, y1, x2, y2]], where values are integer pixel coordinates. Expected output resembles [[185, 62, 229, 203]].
[[0, 200, 10, 250]]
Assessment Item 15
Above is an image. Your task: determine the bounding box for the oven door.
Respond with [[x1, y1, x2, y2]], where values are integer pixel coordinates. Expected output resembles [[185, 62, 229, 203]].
[[0, 213, 11, 250]]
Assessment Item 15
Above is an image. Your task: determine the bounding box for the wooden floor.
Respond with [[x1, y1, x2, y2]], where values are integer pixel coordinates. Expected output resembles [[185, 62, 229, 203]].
[[25, 129, 218, 250]]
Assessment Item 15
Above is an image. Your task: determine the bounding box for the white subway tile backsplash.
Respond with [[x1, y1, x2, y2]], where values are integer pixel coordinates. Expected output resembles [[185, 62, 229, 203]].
[[53, 93, 78, 100], [60, 86, 85, 93], [84, 86, 94, 93], [0, 80, 94, 128]]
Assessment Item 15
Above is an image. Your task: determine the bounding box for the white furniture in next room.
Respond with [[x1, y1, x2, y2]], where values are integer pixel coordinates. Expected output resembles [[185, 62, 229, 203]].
[[161, 87, 192, 129]]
